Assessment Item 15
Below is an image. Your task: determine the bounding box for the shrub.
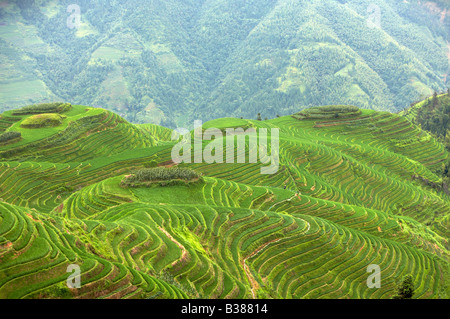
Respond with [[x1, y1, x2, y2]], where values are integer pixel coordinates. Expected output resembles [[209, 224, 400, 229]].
[[392, 275, 415, 299], [21, 114, 66, 128], [144, 160, 159, 168], [121, 167, 202, 187], [293, 105, 361, 120], [12, 102, 72, 115], [0, 131, 21, 144]]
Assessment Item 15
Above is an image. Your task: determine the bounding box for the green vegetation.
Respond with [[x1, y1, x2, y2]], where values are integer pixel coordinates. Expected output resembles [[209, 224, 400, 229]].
[[0, 102, 449, 299], [144, 160, 159, 168], [401, 92, 450, 191], [292, 105, 362, 120], [121, 167, 202, 187], [0, 131, 21, 144], [0, 1, 447, 127], [20, 113, 66, 128], [203, 118, 251, 130], [402, 93, 450, 141], [12, 103, 72, 116], [0, 104, 153, 159], [393, 275, 415, 299]]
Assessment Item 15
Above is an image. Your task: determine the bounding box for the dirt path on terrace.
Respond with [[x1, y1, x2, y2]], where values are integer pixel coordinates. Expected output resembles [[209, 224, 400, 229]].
[[157, 226, 188, 266], [242, 217, 311, 298]]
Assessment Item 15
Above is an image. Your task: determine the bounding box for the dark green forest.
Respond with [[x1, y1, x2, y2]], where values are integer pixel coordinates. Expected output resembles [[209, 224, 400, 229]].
[[402, 92, 450, 185], [0, 0, 448, 127]]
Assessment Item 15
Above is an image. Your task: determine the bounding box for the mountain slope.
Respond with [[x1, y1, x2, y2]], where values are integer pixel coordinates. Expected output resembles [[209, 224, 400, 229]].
[[0, 0, 448, 127], [0, 103, 449, 299]]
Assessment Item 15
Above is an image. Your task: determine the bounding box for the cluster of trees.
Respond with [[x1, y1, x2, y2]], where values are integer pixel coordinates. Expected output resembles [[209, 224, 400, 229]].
[[292, 105, 361, 120], [393, 275, 415, 299], [0, 131, 21, 144], [12, 103, 72, 116], [20, 114, 66, 128], [415, 92, 450, 140], [409, 91, 450, 187], [1, 0, 447, 127], [122, 167, 201, 186]]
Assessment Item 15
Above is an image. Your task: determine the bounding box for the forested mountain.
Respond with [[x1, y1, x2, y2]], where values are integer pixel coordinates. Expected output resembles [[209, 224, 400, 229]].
[[401, 92, 450, 186], [0, 0, 449, 127], [402, 92, 450, 142]]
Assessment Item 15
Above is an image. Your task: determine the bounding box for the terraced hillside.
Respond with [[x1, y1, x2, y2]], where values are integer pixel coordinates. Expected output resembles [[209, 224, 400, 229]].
[[0, 103, 449, 299]]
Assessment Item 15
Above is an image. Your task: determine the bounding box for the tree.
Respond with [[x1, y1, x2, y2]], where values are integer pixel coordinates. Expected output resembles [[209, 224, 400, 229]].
[[257, 113, 262, 121], [393, 275, 415, 299], [144, 160, 158, 168], [432, 91, 438, 109]]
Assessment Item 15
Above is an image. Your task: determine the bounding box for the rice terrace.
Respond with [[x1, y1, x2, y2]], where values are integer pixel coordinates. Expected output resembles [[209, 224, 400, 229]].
[[0, 0, 449, 303], [0, 101, 449, 299]]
